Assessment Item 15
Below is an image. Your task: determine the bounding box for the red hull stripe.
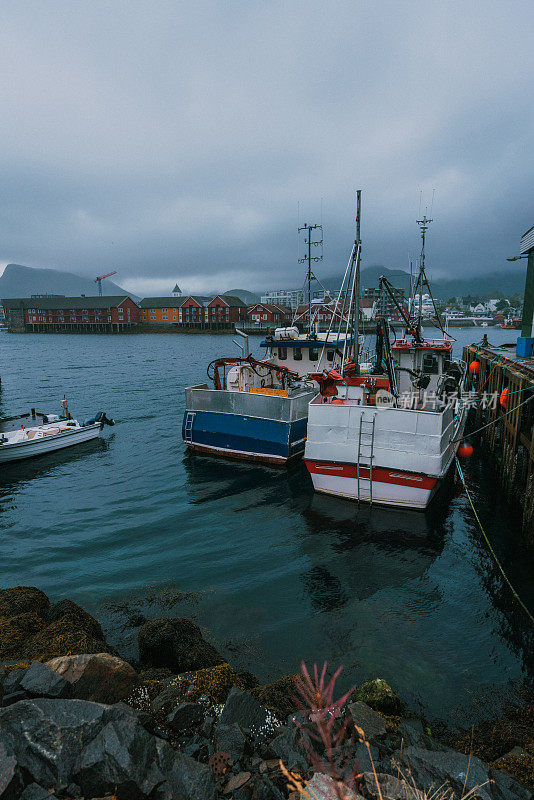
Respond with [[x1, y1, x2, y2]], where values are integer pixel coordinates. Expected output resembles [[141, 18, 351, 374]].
[[305, 461, 438, 490]]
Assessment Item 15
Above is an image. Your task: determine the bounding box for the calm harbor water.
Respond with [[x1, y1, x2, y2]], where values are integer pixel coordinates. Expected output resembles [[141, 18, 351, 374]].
[[0, 327, 532, 727]]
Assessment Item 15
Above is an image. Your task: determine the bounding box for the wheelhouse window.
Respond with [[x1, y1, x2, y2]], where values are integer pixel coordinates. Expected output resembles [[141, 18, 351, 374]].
[[293, 348, 302, 361], [309, 347, 319, 361], [422, 353, 439, 374], [326, 349, 335, 361], [278, 347, 287, 360]]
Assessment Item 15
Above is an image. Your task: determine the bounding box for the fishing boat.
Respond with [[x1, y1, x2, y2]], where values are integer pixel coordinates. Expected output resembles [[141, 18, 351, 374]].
[[501, 318, 516, 330], [183, 326, 356, 465], [304, 196, 468, 509], [182, 219, 361, 465], [0, 400, 114, 464]]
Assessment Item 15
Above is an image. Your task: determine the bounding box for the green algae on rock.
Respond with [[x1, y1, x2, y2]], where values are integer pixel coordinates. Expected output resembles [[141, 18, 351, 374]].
[[0, 587, 112, 663], [352, 678, 404, 716], [251, 673, 300, 720]]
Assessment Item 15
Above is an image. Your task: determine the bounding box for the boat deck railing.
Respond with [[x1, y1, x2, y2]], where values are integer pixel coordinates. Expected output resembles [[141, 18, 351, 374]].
[[185, 384, 313, 422]]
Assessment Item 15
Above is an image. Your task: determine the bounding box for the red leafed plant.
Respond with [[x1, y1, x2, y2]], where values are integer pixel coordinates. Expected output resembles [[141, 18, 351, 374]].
[[286, 661, 360, 799]]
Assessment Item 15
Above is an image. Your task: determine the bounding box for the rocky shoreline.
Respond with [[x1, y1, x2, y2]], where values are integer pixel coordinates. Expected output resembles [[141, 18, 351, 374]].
[[0, 586, 532, 800]]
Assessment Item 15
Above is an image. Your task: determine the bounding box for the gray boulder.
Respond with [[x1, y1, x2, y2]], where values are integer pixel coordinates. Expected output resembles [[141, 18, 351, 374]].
[[395, 720, 445, 752], [166, 702, 204, 733], [138, 617, 225, 671], [20, 661, 72, 699], [0, 739, 24, 799], [235, 775, 285, 800], [219, 689, 276, 742], [349, 701, 387, 741], [305, 772, 362, 800], [19, 784, 56, 799], [489, 767, 532, 800], [45, 652, 139, 704], [398, 746, 492, 800], [354, 739, 379, 773], [269, 728, 307, 772], [215, 722, 247, 760], [3, 667, 27, 695], [360, 771, 413, 800], [152, 682, 188, 716], [2, 690, 28, 707], [0, 697, 216, 799], [165, 751, 217, 800]]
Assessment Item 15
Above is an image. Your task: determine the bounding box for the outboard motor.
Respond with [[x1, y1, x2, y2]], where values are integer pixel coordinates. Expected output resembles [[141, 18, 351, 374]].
[[83, 412, 115, 428]]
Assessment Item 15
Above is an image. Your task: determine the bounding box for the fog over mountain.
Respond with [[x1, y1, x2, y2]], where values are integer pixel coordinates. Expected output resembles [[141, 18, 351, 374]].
[[0, 263, 260, 305], [0, 264, 133, 299], [1, 2, 533, 295]]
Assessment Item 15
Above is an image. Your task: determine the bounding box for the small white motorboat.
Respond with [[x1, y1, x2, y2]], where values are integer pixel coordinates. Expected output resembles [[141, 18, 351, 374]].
[[0, 401, 114, 464]]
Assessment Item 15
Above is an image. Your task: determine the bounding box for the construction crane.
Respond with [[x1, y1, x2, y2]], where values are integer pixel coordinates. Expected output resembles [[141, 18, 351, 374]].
[[94, 271, 117, 296]]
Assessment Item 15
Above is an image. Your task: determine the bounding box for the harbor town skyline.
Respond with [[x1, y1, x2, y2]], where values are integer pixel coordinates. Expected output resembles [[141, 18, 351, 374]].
[[0, 1, 534, 295]]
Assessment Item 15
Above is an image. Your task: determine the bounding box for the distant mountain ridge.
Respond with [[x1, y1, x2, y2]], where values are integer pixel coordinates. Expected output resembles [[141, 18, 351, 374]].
[[0, 262, 524, 306], [324, 264, 526, 298], [0, 264, 135, 299], [0, 265, 260, 305]]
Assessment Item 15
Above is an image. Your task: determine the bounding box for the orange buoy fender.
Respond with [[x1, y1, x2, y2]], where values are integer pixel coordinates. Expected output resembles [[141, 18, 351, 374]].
[[500, 387, 509, 409], [458, 442, 473, 458], [469, 361, 481, 374], [330, 397, 344, 405]]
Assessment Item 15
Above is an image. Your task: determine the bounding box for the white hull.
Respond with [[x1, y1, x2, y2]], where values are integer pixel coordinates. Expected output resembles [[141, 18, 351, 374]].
[[0, 424, 101, 463], [306, 466, 440, 509], [304, 399, 468, 510]]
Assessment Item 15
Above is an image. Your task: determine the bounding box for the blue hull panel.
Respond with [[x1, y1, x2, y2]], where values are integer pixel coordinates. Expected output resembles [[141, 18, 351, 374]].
[[182, 410, 308, 463]]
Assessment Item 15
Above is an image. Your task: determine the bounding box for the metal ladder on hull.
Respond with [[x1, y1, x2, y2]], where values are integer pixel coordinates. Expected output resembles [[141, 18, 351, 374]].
[[357, 414, 376, 504], [184, 412, 196, 443]]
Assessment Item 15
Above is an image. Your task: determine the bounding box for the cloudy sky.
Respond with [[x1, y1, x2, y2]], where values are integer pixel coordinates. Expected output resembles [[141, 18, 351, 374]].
[[1, 0, 533, 295]]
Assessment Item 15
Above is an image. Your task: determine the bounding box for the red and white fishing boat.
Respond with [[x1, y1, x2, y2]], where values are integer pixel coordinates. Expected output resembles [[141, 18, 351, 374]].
[[304, 203, 468, 509]]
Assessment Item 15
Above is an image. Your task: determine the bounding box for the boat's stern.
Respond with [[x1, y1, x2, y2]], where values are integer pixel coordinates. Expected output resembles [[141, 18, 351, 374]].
[[183, 384, 312, 465]]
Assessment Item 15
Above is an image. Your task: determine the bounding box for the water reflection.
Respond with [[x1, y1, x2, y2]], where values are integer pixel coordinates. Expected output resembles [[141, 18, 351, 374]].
[[0, 437, 110, 499], [298, 496, 446, 610]]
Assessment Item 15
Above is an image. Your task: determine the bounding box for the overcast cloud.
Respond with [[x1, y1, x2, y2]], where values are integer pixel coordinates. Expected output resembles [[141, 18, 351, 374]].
[[1, 0, 533, 295]]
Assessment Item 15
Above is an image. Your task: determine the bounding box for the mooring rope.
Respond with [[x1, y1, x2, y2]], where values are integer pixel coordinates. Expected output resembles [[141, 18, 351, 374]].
[[452, 389, 534, 444], [455, 458, 534, 625]]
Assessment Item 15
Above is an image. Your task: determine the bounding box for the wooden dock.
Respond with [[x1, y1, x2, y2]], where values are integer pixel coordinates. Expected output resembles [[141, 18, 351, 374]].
[[463, 340, 534, 553]]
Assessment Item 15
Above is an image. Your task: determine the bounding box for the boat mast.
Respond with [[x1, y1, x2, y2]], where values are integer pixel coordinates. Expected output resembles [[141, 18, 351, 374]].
[[298, 221, 323, 335], [340, 190, 362, 372], [416, 214, 432, 332], [353, 190, 361, 371]]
